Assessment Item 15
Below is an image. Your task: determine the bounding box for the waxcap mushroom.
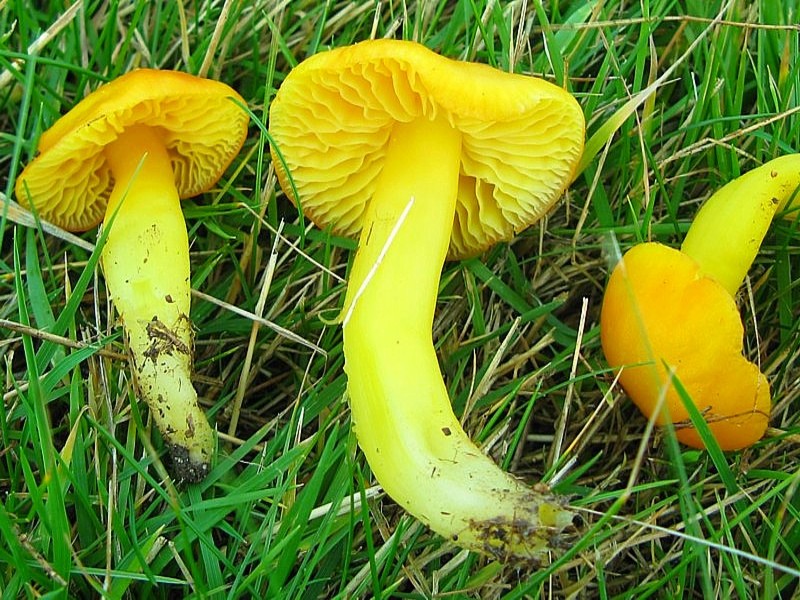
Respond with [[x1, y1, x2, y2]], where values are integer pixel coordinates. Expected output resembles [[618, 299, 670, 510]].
[[16, 68, 248, 232], [270, 39, 584, 560], [15, 69, 249, 482], [270, 38, 585, 259], [600, 154, 800, 451], [600, 242, 770, 450]]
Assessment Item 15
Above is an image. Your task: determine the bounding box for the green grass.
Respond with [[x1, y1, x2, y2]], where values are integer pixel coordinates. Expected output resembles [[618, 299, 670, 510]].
[[2, 0, 800, 597]]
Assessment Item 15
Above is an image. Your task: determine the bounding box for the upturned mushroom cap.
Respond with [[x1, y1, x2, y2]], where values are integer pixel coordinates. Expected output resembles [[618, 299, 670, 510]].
[[600, 242, 770, 450], [269, 39, 585, 259], [15, 69, 249, 231]]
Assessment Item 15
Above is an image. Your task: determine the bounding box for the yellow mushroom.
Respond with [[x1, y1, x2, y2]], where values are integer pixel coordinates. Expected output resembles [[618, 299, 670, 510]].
[[269, 40, 585, 559], [601, 154, 800, 450], [600, 242, 771, 449], [15, 69, 249, 481]]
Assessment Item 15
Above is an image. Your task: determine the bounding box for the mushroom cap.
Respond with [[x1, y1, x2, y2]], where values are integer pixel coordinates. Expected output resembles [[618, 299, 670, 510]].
[[15, 69, 249, 232], [600, 242, 770, 450], [269, 39, 585, 259]]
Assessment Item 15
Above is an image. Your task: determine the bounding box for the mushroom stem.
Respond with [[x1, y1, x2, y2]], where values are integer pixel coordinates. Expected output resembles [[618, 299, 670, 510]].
[[342, 115, 572, 559], [681, 154, 800, 296], [101, 124, 214, 482]]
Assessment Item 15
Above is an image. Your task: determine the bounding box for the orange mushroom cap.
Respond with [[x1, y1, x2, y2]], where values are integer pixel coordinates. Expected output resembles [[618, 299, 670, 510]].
[[15, 69, 248, 232], [600, 242, 770, 450]]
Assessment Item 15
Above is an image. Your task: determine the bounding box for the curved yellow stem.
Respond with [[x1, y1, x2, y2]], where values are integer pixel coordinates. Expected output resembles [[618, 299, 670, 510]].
[[102, 125, 214, 482], [681, 154, 800, 295], [342, 115, 572, 559]]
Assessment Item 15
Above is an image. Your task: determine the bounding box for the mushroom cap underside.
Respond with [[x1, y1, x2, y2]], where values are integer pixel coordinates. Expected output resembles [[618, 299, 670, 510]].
[[15, 69, 249, 231], [600, 242, 770, 450], [269, 39, 585, 259]]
